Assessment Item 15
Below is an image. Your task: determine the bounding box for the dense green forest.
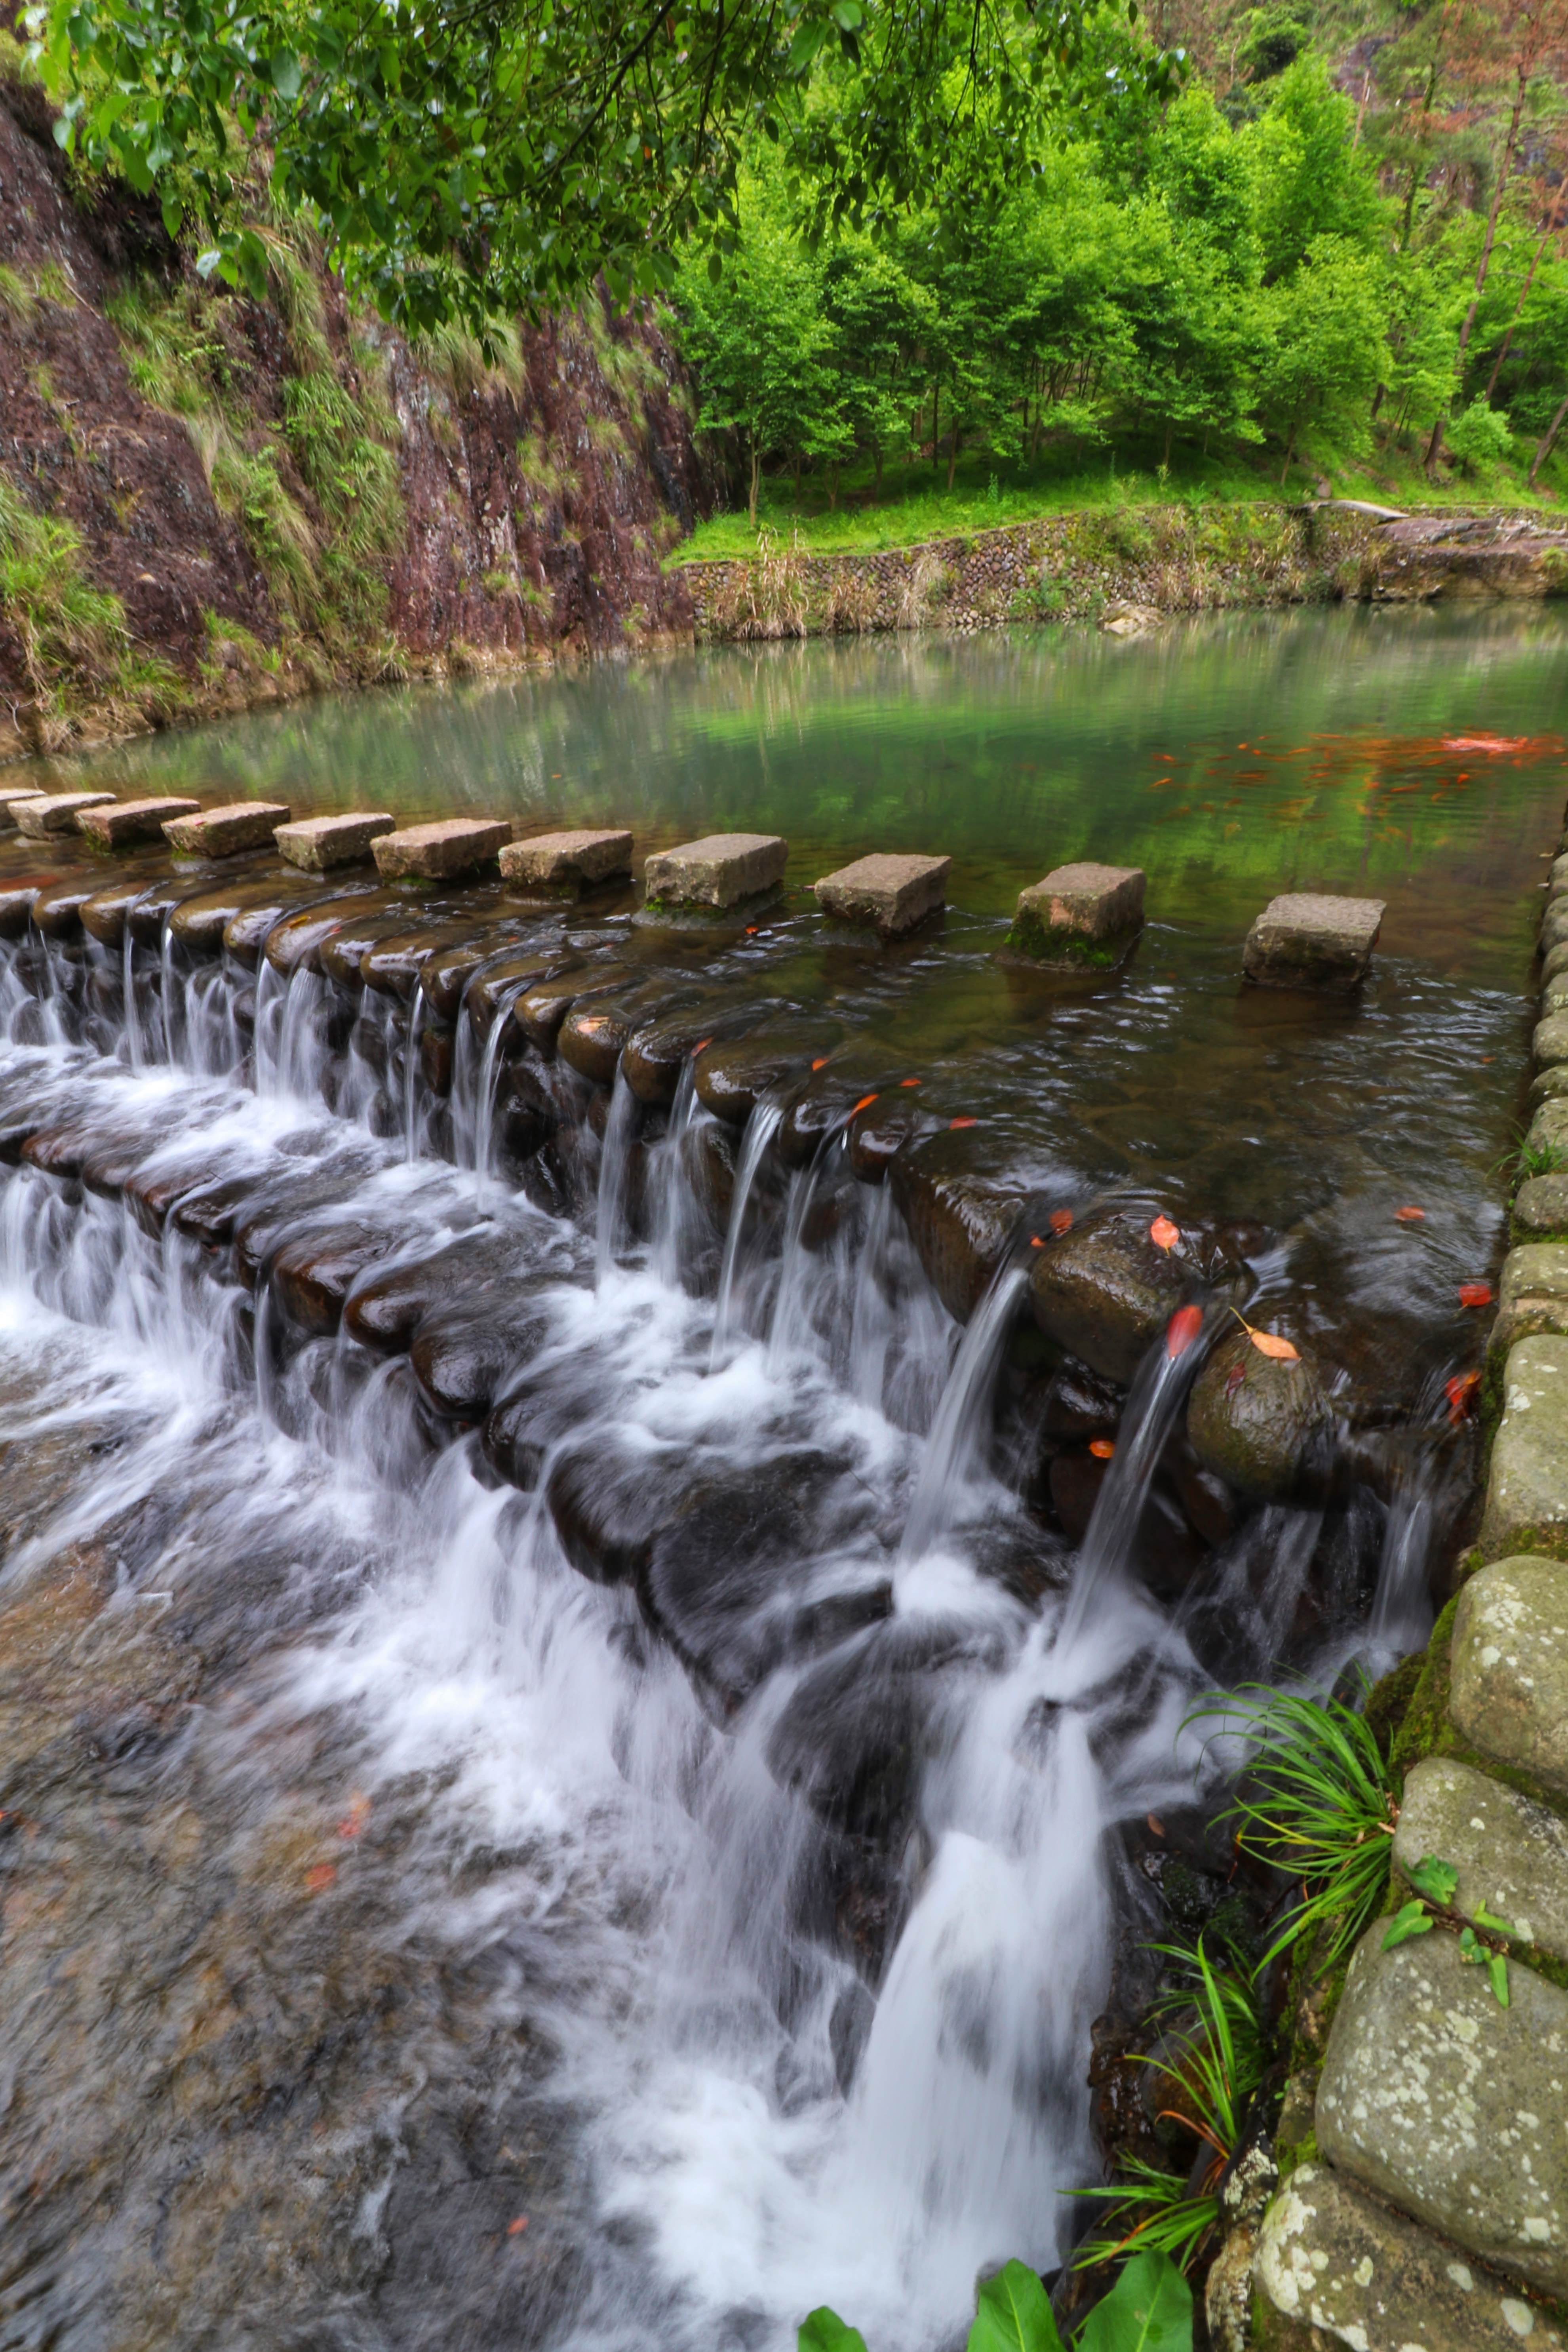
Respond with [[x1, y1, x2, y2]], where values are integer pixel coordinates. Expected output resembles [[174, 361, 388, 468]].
[[672, 0, 1568, 539]]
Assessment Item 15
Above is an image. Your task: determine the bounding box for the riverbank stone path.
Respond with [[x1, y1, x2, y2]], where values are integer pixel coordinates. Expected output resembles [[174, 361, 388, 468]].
[[643, 832, 788, 909], [1242, 891, 1385, 988], [372, 818, 511, 881], [77, 795, 198, 850], [165, 801, 291, 857], [499, 829, 634, 892], [813, 852, 950, 936], [275, 811, 396, 870], [14, 790, 115, 837]]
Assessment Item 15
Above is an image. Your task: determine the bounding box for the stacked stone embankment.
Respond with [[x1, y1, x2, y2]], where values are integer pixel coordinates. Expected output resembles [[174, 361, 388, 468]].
[[1250, 807, 1568, 2351]]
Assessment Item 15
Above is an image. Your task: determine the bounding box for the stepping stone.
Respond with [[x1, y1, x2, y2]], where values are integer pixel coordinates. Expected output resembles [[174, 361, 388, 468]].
[[1256, 2162, 1565, 2351], [1005, 862, 1145, 965], [1489, 1243, 1568, 1366], [275, 811, 396, 871], [1480, 1337, 1568, 1560], [0, 792, 51, 831], [1316, 1923, 1568, 2298], [1397, 1754, 1568, 1964], [499, 829, 633, 893], [15, 791, 116, 837], [1451, 1554, 1568, 1798], [813, 853, 950, 937], [76, 795, 199, 850], [164, 800, 291, 857], [1242, 891, 1385, 989], [643, 832, 788, 910], [372, 818, 510, 881]]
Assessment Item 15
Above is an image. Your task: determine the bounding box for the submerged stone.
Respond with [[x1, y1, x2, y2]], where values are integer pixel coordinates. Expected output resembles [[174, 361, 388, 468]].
[[76, 796, 199, 851], [813, 853, 950, 937], [558, 977, 696, 1089], [1450, 1554, 1568, 1798], [168, 873, 305, 954], [464, 951, 578, 1042], [499, 829, 633, 893], [890, 1129, 1027, 1324], [693, 1022, 839, 1125], [164, 801, 290, 858], [1243, 892, 1385, 990], [275, 811, 396, 870], [1186, 1326, 1332, 1499], [515, 964, 632, 1055], [1028, 1210, 1188, 1384], [1006, 863, 1145, 966], [0, 883, 45, 938], [30, 877, 102, 938], [1316, 1922, 1568, 2298], [643, 832, 787, 911], [622, 1000, 773, 1107], [847, 1092, 930, 1184], [318, 909, 423, 989], [411, 1302, 552, 1422], [372, 819, 510, 881], [262, 890, 400, 977], [1396, 1754, 1568, 1964], [15, 791, 116, 837], [362, 919, 497, 1000], [422, 929, 541, 1023], [1481, 1335, 1568, 1559], [81, 872, 162, 947], [1256, 2162, 1565, 2352]]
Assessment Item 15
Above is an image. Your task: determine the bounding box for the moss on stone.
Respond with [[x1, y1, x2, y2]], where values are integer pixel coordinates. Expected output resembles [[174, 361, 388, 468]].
[[1003, 906, 1128, 966]]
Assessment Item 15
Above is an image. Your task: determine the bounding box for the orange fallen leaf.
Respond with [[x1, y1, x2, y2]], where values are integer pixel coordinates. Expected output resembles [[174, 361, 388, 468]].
[[1089, 1438, 1115, 1460], [1166, 1304, 1204, 1359], [304, 1863, 337, 1893], [1147, 1813, 1165, 1836], [1394, 1206, 1425, 1224], [1446, 1370, 1481, 1422], [693, 1037, 712, 1054], [1249, 1330, 1300, 1361], [338, 1792, 371, 1838], [950, 1115, 978, 1130], [851, 1093, 879, 1116], [1049, 1208, 1073, 1235], [1149, 1214, 1180, 1252], [507, 2217, 530, 2237], [811, 1056, 828, 1070], [744, 925, 759, 935], [900, 1076, 922, 1088], [1459, 1282, 1493, 1308]]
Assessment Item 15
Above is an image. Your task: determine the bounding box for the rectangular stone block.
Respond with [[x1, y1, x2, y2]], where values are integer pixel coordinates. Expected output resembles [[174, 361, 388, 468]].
[[164, 801, 291, 857], [372, 818, 511, 881], [1397, 1754, 1568, 1962], [274, 812, 396, 872], [1451, 1554, 1568, 1797], [1007, 862, 1144, 963], [15, 791, 116, 837], [643, 832, 788, 910], [814, 852, 950, 936], [1537, 1012, 1568, 1070], [76, 795, 200, 851], [1316, 1924, 1568, 2298], [1490, 1243, 1568, 1366], [499, 829, 633, 892], [1243, 892, 1385, 989], [1481, 1337, 1568, 1560], [0, 794, 50, 832], [1257, 2162, 1564, 2352]]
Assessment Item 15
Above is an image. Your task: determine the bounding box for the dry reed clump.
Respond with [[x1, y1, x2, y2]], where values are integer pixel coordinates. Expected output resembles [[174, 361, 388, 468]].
[[709, 527, 809, 638], [824, 567, 881, 634]]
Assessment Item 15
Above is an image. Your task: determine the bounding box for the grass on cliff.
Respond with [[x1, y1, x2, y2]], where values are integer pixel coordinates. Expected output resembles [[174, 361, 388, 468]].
[[671, 436, 1568, 563], [0, 469, 177, 739]]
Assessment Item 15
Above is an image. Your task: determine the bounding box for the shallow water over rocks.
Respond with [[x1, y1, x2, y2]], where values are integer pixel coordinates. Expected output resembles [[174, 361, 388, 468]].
[[0, 608, 1565, 2348]]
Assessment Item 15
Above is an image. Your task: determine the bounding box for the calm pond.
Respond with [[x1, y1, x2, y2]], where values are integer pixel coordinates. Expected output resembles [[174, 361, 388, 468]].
[[0, 601, 1563, 2351]]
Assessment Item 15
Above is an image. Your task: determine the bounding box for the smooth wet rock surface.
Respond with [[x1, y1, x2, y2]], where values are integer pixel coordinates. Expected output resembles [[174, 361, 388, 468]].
[[1027, 1210, 1187, 1384], [1186, 1326, 1332, 1499]]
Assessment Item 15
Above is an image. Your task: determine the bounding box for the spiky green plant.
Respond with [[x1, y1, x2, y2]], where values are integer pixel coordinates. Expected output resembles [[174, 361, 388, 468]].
[[1187, 1680, 1398, 1970], [1073, 1939, 1264, 2277]]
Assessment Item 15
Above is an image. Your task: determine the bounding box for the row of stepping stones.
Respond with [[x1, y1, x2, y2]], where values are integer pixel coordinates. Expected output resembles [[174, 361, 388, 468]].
[[0, 790, 1390, 978], [1243, 820, 1568, 2351]]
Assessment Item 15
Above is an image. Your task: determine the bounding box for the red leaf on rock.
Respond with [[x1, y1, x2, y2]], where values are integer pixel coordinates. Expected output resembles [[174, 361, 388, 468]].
[[1150, 1215, 1180, 1252], [900, 1077, 922, 1088], [851, 1093, 879, 1116], [949, 1116, 978, 1130], [304, 1864, 337, 1893], [1225, 1362, 1247, 1396], [811, 1056, 828, 1070], [1459, 1283, 1493, 1309], [507, 2217, 529, 2238], [1089, 1438, 1115, 1460], [338, 1792, 371, 1838], [1394, 1206, 1425, 1223], [1166, 1304, 1204, 1359], [1050, 1208, 1073, 1235], [1446, 1370, 1481, 1422]]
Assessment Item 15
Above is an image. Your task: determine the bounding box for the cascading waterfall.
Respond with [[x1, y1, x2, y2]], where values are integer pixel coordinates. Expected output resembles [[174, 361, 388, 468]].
[[899, 1261, 1029, 1562], [710, 1097, 784, 1368], [596, 1068, 641, 1281]]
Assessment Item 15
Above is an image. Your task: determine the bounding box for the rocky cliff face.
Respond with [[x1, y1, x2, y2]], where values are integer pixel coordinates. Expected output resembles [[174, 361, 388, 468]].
[[0, 59, 709, 766]]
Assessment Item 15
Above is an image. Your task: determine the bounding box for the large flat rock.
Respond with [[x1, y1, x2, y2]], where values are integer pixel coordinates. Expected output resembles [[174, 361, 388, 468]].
[[1480, 1337, 1568, 1560], [1316, 1924, 1568, 2297], [1256, 2162, 1566, 2350], [15, 790, 115, 836], [76, 795, 199, 850], [1450, 1554, 1568, 1798], [1243, 892, 1384, 990], [500, 829, 632, 891], [813, 852, 950, 936], [1007, 862, 1144, 963], [275, 812, 395, 870], [1396, 1754, 1568, 1962], [372, 818, 510, 881], [164, 800, 290, 856], [643, 832, 787, 909]]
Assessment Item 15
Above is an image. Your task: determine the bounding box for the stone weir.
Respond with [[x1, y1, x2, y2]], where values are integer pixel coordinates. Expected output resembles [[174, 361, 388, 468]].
[[1243, 806, 1568, 2352]]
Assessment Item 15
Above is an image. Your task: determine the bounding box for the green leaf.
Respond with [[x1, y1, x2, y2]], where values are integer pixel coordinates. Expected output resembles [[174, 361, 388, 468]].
[[1474, 1903, 1518, 1939], [1381, 1901, 1433, 1950], [1407, 1856, 1459, 1908], [968, 2259, 1065, 2352], [1458, 1926, 1484, 1963], [1488, 1954, 1511, 2008], [799, 2308, 868, 2352], [269, 46, 301, 98], [1076, 2250, 1193, 2352]]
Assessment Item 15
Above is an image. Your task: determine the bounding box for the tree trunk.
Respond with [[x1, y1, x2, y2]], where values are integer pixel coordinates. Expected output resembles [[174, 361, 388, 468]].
[[1530, 386, 1568, 485], [748, 442, 760, 529], [1371, 381, 1386, 421], [1427, 66, 1529, 468], [829, 463, 839, 513], [932, 377, 940, 474], [873, 442, 884, 496], [1484, 181, 1568, 404], [1279, 421, 1297, 486], [946, 425, 961, 491]]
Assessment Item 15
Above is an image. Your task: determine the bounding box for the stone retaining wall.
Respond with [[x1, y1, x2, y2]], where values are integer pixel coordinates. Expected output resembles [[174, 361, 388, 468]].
[[1247, 816, 1568, 2352], [676, 503, 1568, 640]]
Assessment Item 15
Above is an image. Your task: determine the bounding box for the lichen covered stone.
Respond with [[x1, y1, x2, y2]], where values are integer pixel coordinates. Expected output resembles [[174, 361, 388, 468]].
[[1450, 1554, 1568, 1797], [1480, 1337, 1568, 1560], [1395, 1754, 1568, 1963]]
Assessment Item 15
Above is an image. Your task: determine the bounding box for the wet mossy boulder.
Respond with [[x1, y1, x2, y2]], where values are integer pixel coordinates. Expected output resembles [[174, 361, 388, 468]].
[[1028, 1210, 1189, 1384], [1186, 1326, 1332, 1499], [889, 1128, 1028, 1323], [693, 1020, 842, 1126]]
